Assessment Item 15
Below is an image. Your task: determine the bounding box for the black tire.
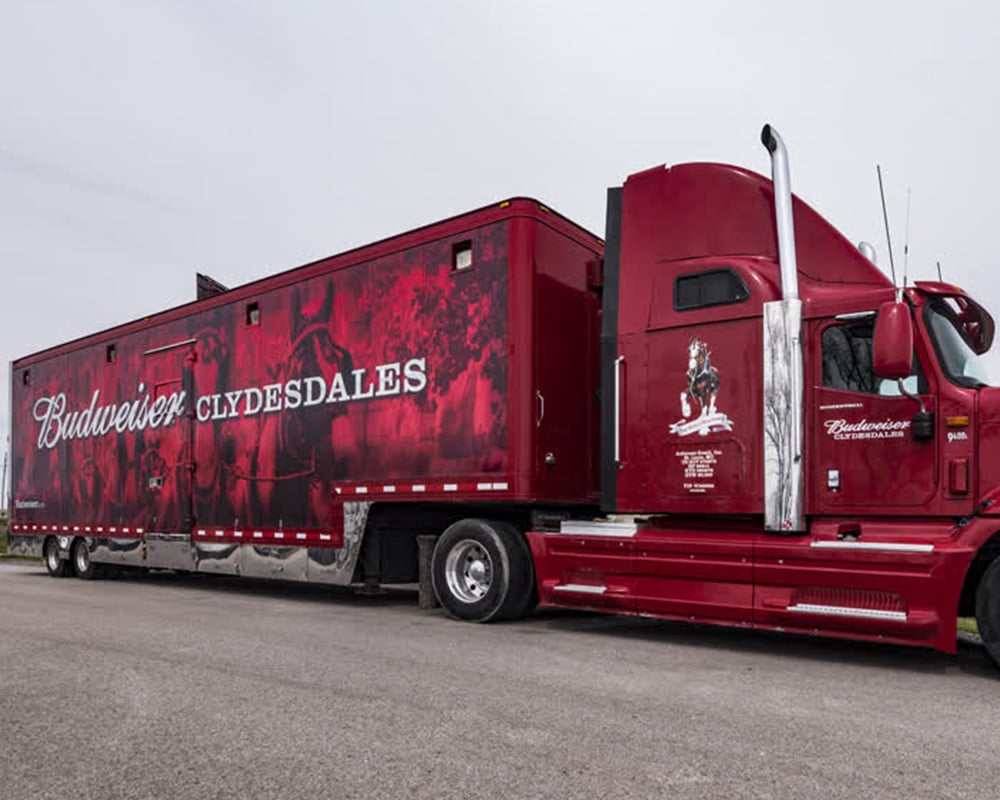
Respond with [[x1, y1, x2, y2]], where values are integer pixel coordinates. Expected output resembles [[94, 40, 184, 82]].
[[975, 556, 1000, 670], [44, 537, 72, 578], [72, 538, 103, 580], [431, 519, 534, 622]]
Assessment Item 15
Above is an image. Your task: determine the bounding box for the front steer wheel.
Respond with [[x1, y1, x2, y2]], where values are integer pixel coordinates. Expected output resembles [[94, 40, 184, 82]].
[[431, 519, 535, 622], [975, 556, 1000, 670], [44, 538, 72, 578]]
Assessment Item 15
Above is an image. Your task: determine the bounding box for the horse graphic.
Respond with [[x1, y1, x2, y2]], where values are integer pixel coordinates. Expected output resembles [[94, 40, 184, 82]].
[[680, 337, 721, 420]]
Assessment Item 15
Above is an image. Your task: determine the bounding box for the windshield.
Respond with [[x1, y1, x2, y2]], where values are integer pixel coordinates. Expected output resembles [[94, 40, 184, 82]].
[[925, 298, 993, 387]]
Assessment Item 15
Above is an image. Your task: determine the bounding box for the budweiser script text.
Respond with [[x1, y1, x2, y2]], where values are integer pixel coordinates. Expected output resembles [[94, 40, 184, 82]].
[[823, 417, 910, 441], [31, 357, 428, 451]]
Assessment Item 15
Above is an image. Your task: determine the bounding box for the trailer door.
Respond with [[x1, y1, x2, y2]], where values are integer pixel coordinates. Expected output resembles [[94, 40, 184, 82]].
[[141, 340, 196, 533]]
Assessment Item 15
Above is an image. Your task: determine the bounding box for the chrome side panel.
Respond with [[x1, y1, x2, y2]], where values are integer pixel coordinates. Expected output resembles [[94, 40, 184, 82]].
[[91, 537, 144, 567], [195, 543, 242, 575], [243, 546, 308, 582], [763, 300, 805, 532], [146, 533, 196, 571], [7, 534, 43, 558], [307, 501, 370, 585]]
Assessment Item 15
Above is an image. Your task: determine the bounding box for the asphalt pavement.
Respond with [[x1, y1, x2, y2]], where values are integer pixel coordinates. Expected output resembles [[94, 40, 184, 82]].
[[1, 560, 998, 800]]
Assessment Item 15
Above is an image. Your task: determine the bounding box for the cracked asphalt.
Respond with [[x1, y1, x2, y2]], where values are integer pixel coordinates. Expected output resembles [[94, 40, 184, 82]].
[[1, 560, 998, 800]]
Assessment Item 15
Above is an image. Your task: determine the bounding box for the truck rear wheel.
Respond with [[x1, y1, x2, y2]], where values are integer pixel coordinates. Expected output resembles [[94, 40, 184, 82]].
[[432, 519, 534, 622], [976, 557, 1000, 669], [72, 538, 103, 580], [44, 538, 72, 578]]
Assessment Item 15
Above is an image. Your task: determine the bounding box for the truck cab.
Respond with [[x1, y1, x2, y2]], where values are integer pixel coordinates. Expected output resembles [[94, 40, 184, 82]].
[[529, 127, 1000, 668]]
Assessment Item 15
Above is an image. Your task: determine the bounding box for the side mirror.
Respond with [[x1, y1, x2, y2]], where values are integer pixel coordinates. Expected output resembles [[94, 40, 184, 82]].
[[872, 301, 914, 380]]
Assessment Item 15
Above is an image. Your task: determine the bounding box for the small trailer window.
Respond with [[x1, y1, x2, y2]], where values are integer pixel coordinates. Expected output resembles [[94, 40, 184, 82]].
[[246, 302, 260, 326], [452, 241, 473, 271], [674, 269, 749, 311]]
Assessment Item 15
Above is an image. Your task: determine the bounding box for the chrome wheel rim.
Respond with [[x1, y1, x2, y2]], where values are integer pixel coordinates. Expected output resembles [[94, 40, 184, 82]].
[[444, 539, 493, 603], [74, 542, 89, 574], [46, 541, 60, 572]]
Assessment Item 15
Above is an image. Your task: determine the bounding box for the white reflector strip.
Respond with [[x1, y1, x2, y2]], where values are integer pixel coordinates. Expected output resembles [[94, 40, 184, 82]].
[[215, 531, 224, 537], [296, 533, 306, 540], [382, 486, 396, 493], [444, 484, 458, 491], [786, 603, 907, 622], [810, 541, 934, 554], [476, 482, 492, 490], [253, 532, 263, 538], [493, 482, 509, 490], [355, 487, 368, 494], [320, 534, 331, 541], [554, 584, 608, 595], [412, 485, 426, 492], [275, 532, 284, 539], [234, 531, 243, 538]]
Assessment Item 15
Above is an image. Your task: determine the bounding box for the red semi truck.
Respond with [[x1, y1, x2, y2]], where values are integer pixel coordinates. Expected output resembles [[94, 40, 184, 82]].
[[8, 125, 1000, 668]]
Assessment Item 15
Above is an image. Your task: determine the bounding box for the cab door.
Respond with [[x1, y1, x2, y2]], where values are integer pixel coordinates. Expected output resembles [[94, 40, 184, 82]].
[[810, 316, 937, 512]]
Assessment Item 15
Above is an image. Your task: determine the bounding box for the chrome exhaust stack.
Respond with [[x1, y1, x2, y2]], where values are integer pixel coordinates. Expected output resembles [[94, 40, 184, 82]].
[[760, 125, 799, 301], [760, 124, 805, 532]]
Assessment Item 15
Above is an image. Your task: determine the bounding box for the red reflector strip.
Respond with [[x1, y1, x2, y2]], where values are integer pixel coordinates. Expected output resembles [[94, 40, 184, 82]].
[[332, 480, 511, 496], [8, 523, 144, 538], [192, 528, 342, 547]]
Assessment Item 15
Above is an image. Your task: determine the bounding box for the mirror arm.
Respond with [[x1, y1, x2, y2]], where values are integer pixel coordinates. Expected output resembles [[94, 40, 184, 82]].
[[896, 378, 926, 413]]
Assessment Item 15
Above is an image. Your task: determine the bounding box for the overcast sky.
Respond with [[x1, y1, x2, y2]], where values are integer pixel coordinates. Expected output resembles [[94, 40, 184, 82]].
[[3, 0, 999, 469]]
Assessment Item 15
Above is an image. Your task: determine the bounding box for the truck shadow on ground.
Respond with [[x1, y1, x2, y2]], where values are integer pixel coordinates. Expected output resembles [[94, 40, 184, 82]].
[[20, 564, 997, 679], [525, 607, 998, 679]]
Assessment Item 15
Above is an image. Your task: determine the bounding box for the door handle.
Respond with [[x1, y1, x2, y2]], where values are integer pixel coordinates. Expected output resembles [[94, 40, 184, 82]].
[[614, 355, 625, 466], [536, 391, 545, 428]]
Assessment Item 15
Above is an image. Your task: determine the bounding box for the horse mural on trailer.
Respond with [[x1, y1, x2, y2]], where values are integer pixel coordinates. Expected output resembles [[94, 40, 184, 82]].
[[670, 337, 734, 437]]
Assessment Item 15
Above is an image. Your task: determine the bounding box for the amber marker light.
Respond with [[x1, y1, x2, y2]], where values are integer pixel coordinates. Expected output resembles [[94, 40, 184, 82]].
[[946, 416, 970, 428]]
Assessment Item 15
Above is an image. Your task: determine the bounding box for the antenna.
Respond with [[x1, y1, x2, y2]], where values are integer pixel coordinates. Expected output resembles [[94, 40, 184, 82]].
[[877, 165, 897, 288], [902, 187, 911, 287], [937, 260, 943, 282]]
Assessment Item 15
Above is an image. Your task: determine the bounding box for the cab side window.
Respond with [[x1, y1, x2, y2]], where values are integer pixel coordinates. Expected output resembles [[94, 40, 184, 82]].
[[822, 321, 926, 395]]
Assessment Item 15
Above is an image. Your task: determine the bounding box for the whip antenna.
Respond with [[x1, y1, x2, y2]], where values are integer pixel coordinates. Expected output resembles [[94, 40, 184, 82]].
[[937, 260, 943, 282], [877, 165, 897, 288], [903, 187, 911, 287]]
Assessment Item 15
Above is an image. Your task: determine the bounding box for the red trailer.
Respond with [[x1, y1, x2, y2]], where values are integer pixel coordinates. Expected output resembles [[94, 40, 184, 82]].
[[9, 125, 1000, 668]]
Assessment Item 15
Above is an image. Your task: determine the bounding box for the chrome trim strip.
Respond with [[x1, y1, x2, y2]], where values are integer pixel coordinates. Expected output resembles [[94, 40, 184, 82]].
[[810, 540, 934, 554], [143, 338, 196, 356], [834, 310, 877, 320], [787, 603, 907, 622], [554, 584, 607, 595], [558, 520, 637, 538]]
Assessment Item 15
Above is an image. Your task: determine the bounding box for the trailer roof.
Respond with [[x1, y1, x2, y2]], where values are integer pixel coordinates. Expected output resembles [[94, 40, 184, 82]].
[[13, 197, 602, 368]]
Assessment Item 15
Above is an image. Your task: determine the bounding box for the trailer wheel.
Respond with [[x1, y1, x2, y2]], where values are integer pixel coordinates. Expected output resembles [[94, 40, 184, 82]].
[[72, 538, 103, 581], [975, 557, 1000, 669], [44, 538, 71, 578], [432, 519, 534, 622]]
